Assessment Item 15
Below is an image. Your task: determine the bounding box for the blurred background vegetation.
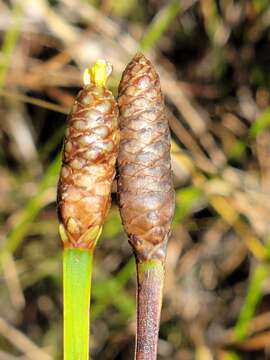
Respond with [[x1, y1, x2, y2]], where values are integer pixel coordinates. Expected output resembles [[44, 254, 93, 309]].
[[1, 0, 270, 359]]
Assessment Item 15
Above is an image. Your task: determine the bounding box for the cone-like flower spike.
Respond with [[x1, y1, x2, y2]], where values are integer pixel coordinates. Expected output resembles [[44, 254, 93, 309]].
[[57, 60, 120, 250], [117, 53, 175, 262]]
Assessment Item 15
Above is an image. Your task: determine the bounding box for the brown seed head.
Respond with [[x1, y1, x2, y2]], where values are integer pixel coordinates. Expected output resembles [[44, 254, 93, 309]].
[[117, 53, 175, 262], [57, 62, 120, 250]]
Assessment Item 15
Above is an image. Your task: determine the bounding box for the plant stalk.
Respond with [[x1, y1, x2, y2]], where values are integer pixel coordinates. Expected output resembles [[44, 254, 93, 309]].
[[135, 259, 165, 360], [63, 248, 93, 360]]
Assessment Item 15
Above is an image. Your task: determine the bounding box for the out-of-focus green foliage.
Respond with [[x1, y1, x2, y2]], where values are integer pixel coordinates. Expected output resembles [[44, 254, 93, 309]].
[[110, 0, 138, 17], [250, 107, 270, 138], [234, 264, 269, 341], [92, 258, 135, 320], [0, 2, 22, 87], [2, 153, 61, 254], [223, 352, 241, 360], [174, 187, 204, 225], [140, 0, 182, 51], [253, 0, 269, 13]]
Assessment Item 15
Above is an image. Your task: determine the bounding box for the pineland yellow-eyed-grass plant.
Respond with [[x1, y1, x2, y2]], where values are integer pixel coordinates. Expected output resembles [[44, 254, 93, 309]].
[[117, 53, 175, 359], [57, 60, 120, 360]]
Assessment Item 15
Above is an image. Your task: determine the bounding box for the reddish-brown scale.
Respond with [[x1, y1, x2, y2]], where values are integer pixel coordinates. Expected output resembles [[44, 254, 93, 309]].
[[57, 83, 119, 249], [117, 53, 175, 262]]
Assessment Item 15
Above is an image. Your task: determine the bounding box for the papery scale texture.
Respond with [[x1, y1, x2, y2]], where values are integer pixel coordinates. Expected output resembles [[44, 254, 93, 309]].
[[117, 53, 175, 261], [57, 84, 119, 249]]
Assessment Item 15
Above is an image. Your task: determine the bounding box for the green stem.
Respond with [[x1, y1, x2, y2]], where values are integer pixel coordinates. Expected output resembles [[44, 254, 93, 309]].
[[63, 248, 93, 360], [135, 259, 165, 360]]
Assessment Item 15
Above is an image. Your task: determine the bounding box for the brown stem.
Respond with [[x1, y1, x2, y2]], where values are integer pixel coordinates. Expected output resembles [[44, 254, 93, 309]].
[[135, 259, 165, 360]]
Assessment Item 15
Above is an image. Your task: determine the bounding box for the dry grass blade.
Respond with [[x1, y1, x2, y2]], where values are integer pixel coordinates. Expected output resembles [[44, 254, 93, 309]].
[[0, 317, 52, 360], [0, 89, 69, 114]]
